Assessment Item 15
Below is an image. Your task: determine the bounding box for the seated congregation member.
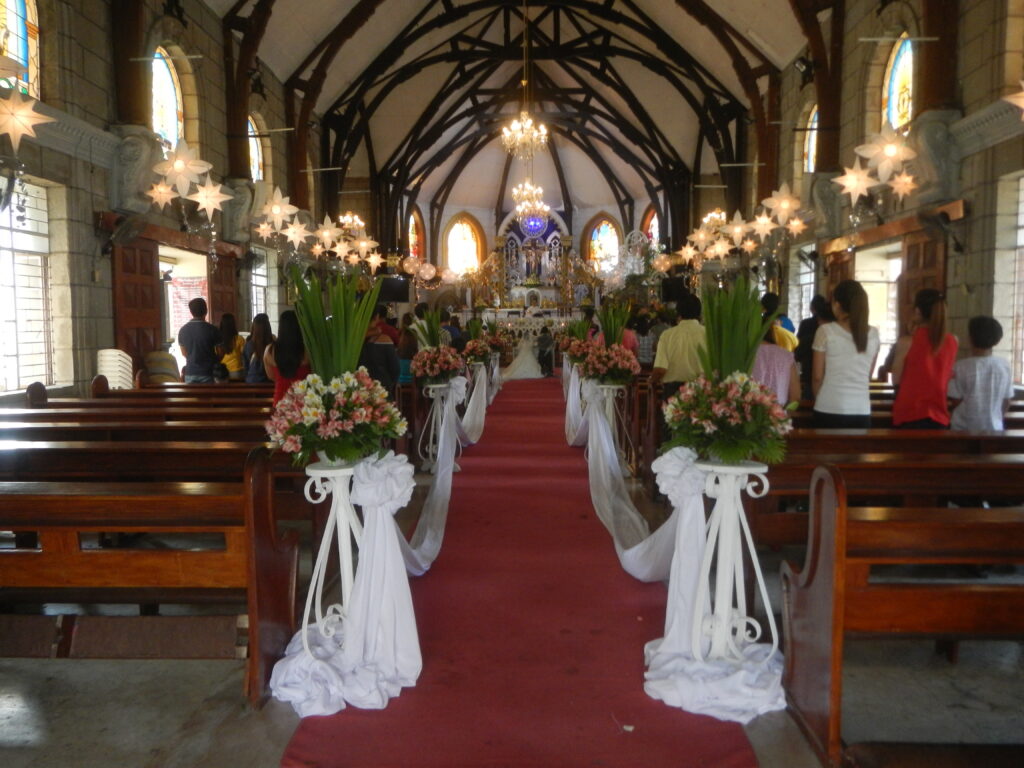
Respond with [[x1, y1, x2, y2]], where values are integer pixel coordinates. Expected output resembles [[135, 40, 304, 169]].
[[218, 312, 246, 381], [264, 310, 310, 405], [652, 292, 706, 402], [633, 314, 654, 369], [359, 312, 400, 394], [441, 310, 465, 351], [372, 304, 399, 344], [753, 325, 801, 406], [890, 289, 958, 429], [177, 297, 221, 384], [761, 292, 798, 351], [795, 294, 832, 400], [243, 313, 274, 384], [948, 316, 1014, 431], [811, 280, 880, 428]]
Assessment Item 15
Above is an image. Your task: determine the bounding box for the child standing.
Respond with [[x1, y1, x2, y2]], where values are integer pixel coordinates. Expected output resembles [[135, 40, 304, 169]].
[[948, 316, 1015, 431]]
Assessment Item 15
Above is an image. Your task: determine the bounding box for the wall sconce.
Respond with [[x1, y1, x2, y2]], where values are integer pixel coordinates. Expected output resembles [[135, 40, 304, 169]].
[[794, 56, 814, 89]]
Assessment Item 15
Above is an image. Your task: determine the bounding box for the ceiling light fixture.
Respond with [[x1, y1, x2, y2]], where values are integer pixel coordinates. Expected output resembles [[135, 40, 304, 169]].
[[502, 0, 548, 161]]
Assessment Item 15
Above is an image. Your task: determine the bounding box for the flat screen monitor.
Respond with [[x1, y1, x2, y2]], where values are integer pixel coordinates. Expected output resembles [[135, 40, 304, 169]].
[[378, 276, 410, 303]]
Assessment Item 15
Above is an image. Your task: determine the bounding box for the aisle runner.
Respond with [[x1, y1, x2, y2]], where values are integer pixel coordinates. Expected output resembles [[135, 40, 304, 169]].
[[281, 378, 756, 768]]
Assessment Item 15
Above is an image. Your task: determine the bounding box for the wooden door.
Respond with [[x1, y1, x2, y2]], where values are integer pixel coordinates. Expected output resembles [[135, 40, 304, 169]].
[[207, 253, 237, 325], [113, 238, 161, 372], [898, 233, 946, 336], [824, 250, 853, 297]]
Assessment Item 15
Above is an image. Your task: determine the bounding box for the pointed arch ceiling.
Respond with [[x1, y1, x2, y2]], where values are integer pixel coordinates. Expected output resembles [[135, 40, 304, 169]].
[[207, 0, 806, 242]]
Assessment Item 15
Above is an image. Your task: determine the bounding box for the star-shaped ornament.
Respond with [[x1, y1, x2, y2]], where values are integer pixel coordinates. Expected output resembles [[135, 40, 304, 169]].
[[310, 243, 325, 257], [855, 123, 916, 183], [0, 89, 55, 153], [710, 238, 732, 258], [365, 252, 385, 273], [355, 238, 379, 257], [261, 186, 299, 230], [255, 220, 276, 241], [346, 252, 363, 266], [833, 158, 875, 203], [688, 228, 713, 252], [723, 211, 751, 246], [186, 176, 233, 219], [282, 221, 312, 248], [751, 214, 777, 240], [740, 238, 758, 254], [154, 140, 213, 196], [315, 215, 343, 249], [889, 171, 918, 200], [762, 182, 801, 225], [676, 244, 697, 262], [147, 181, 177, 210], [787, 217, 808, 237]]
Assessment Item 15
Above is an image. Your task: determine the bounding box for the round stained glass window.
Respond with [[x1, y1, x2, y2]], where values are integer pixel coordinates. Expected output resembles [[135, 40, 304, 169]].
[[521, 215, 547, 238]]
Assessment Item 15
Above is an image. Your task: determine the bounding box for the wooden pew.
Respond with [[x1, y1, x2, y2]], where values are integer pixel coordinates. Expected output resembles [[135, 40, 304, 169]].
[[0, 420, 270, 442], [0, 406, 271, 423], [790, 409, 1024, 429], [785, 428, 1024, 455], [92, 376, 274, 399], [780, 465, 1024, 767], [0, 447, 297, 705]]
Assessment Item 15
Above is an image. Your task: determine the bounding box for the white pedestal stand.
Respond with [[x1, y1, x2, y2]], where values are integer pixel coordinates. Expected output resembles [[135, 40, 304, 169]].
[[597, 383, 630, 475], [418, 382, 459, 473], [691, 460, 778, 662], [301, 459, 363, 657]]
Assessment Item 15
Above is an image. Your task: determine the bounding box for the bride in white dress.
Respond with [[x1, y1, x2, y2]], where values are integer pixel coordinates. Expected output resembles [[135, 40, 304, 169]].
[[501, 334, 544, 380]]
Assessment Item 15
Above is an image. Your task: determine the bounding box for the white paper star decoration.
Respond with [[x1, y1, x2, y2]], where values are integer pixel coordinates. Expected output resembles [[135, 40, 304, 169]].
[[355, 238, 379, 257], [0, 89, 55, 153], [366, 252, 385, 273], [889, 171, 918, 200], [740, 238, 758, 254], [310, 242, 325, 257], [723, 211, 751, 246], [676, 243, 697, 262], [762, 182, 801, 225], [315, 215, 343, 249], [833, 158, 875, 203], [710, 238, 732, 258], [787, 217, 807, 237], [154, 140, 213, 196], [688, 228, 713, 252], [346, 252, 362, 266], [255, 220, 275, 241], [751, 214, 777, 240], [282, 220, 312, 248], [186, 175, 233, 219], [261, 186, 299, 230], [1003, 81, 1024, 117], [855, 123, 916, 183], [146, 181, 177, 210]]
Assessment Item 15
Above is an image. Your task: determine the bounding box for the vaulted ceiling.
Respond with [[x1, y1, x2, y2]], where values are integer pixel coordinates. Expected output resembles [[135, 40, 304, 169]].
[[208, 0, 810, 249]]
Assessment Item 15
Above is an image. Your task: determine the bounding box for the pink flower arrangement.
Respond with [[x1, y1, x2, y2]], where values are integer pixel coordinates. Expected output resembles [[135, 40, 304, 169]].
[[563, 337, 595, 365], [266, 369, 408, 465], [411, 345, 465, 384], [662, 372, 793, 464], [463, 338, 491, 365], [578, 343, 640, 384]]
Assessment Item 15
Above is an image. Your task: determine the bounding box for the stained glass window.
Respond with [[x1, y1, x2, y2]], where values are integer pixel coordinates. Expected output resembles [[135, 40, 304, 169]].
[[152, 47, 183, 153], [882, 33, 913, 132], [247, 116, 264, 181], [0, 0, 39, 97], [646, 212, 659, 245], [803, 105, 818, 173], [408, 211, 421, 260], [447, 218, 480, 274], [589, 219, 620, 269]]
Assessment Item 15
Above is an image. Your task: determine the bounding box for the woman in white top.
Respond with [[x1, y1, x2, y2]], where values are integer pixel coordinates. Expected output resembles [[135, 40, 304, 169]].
[[811, 279, 880, 428]]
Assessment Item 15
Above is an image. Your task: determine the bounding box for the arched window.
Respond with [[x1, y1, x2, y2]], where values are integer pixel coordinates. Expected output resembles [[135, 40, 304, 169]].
[[408, 206, 424, 260], [444, 214, 484, 275], [585, 215, 621, 270], [641, 205, 659, 245], [882, 33, 913, 132], [0, 0, 39, 97], [152, 46, 184, 152], [247, 115, 265, 182], [803, 105, 818, 173]]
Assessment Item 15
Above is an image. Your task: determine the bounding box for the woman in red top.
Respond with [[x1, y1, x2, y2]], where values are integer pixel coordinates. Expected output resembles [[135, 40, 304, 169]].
[[890, 289, 958, 428], [264, 309, 311, 404]]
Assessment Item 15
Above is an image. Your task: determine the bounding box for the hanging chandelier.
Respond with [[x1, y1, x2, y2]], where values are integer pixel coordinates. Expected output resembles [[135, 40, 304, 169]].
[[512, 178, 550, 234], [502, 0, 548, 161]]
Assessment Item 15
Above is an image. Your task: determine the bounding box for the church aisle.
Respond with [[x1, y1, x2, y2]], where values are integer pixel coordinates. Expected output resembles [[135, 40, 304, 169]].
[[282, 378, 756, 767]]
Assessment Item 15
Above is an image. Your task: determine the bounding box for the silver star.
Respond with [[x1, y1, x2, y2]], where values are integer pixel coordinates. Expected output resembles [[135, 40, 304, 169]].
[[0, 89, 55, 153]]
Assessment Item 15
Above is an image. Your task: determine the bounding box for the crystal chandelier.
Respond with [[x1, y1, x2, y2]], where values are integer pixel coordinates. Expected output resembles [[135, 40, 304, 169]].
[[512, 178, 550, 230], [502, 0, 548, 161]]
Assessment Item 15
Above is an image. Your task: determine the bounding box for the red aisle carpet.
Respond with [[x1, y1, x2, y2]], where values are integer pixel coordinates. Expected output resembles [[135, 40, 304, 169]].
[[281, 378, 757, 768]]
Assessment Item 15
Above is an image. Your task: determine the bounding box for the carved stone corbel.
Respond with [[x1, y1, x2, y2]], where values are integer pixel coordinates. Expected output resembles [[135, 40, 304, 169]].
[[909, 109, 962, 206], [110, 125, 162, 215], [221, 177, 254, 244], [810, 172, 843, 239]]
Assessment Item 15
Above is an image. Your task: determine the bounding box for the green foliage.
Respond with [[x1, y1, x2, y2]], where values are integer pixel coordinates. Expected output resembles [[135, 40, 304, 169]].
[[466, 317, 483, 341], [697, 273, 776, 380], [288, 264, 382, 380], [597, 302, 631, 347], [566, 318, 590, 341], [410, 309, 443, 347]]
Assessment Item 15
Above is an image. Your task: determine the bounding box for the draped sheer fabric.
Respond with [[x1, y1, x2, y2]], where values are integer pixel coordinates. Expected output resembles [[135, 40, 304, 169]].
[[564, 365, 586, 446], [461, 363, 488, 443], [578, 390, 785, 723]]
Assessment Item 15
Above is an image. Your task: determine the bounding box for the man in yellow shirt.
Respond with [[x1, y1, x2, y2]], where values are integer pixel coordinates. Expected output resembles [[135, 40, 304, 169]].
[[652, 293, 706, 401]]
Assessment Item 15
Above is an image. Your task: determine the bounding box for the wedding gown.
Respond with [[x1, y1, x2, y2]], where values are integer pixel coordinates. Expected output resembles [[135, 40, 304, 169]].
[[501, 337, 544, 380]]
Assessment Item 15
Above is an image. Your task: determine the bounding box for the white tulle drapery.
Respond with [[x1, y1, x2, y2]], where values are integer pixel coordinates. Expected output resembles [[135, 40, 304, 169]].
[[461, 363, 488, 444], [561, 357, 571, 398], [270, 451, 421, 718], [564, 365, 586, 446], [577, 391, 785, 724], [488, 352, 501, 404]]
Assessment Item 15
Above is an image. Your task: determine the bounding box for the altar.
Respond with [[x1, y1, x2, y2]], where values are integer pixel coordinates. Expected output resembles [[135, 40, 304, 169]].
[[508, 284, 560, 311]]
